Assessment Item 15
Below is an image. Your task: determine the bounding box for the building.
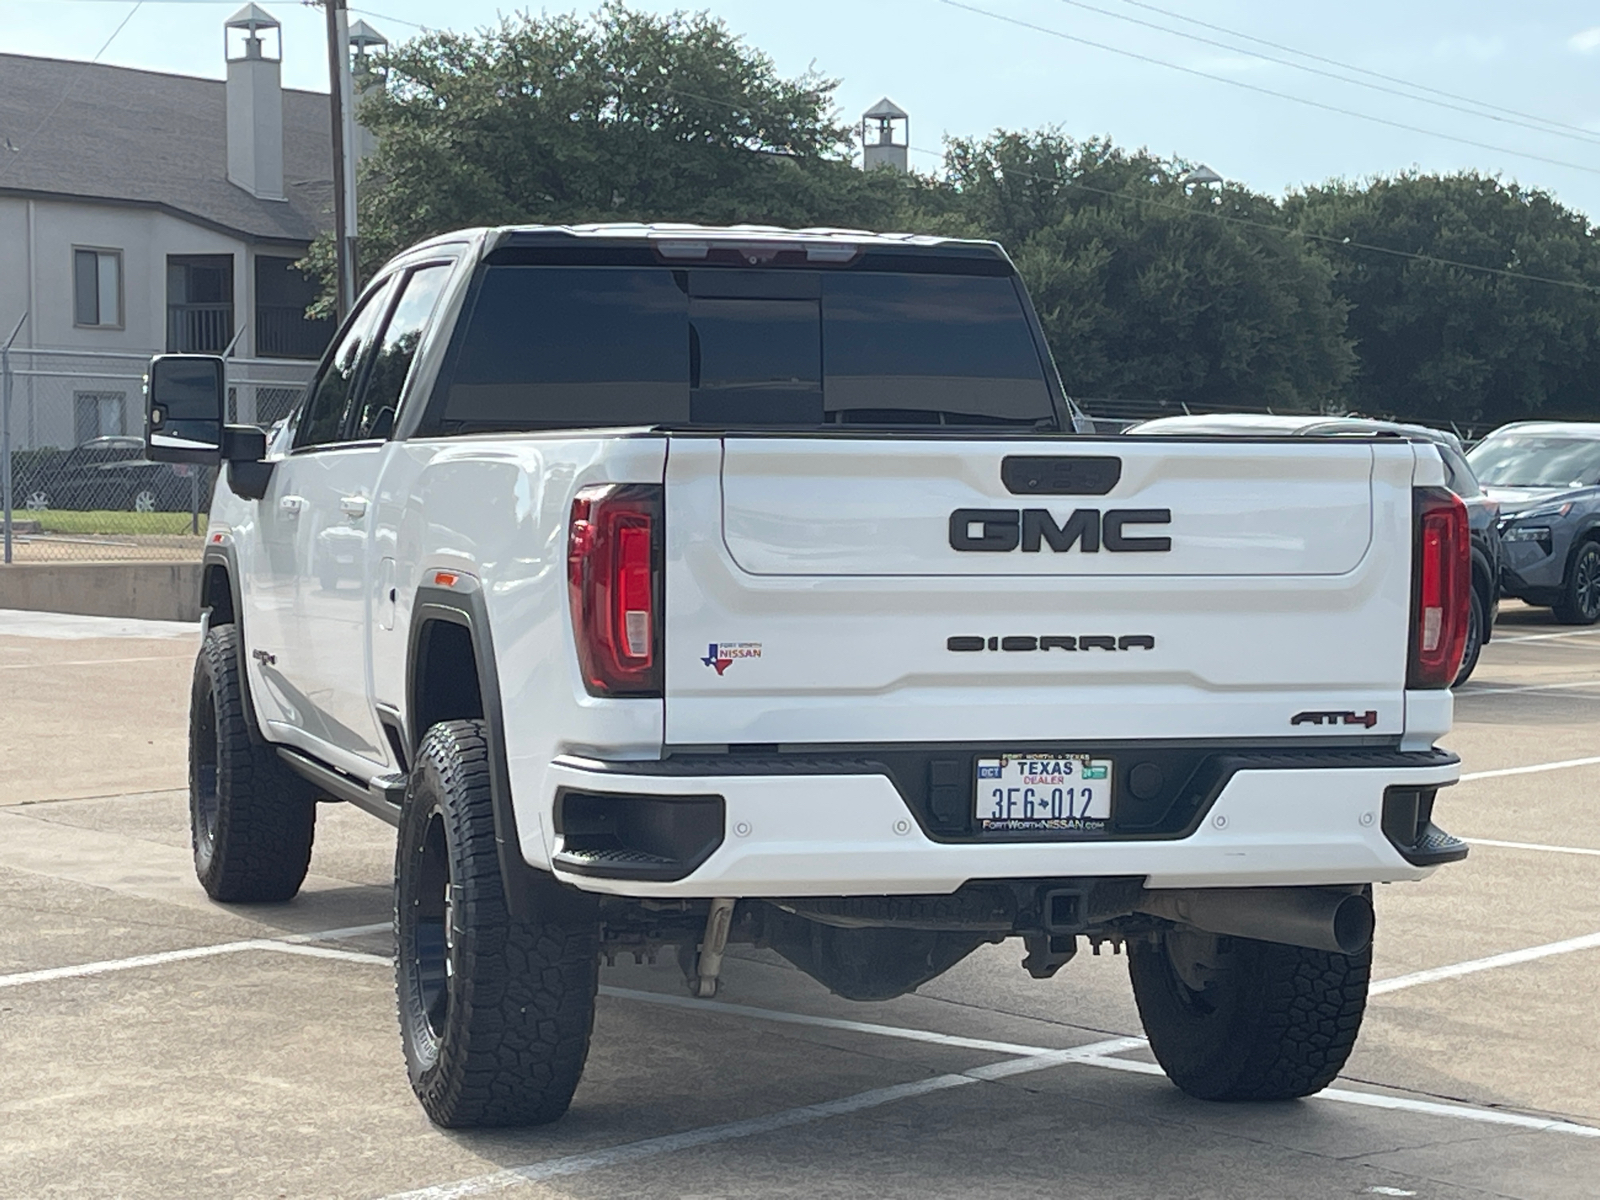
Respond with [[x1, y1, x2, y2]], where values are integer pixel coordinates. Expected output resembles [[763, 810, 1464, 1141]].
[[0, 5, 341, 448]]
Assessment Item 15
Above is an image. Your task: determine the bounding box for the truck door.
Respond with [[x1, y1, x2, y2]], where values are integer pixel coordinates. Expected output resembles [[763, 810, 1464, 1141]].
[[248, 275, 396, 767], [250, 264, 454, 772]]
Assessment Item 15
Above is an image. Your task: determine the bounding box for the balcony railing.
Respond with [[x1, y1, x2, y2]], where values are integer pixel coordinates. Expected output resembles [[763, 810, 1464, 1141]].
[[167, 303, 234, 354], [256, 305, 334, 360]]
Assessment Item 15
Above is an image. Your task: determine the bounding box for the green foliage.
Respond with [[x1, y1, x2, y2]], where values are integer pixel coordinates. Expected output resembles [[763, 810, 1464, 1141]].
[[939, 132, 1354, 412], [304, 5, 1600, 431], [1285, 174, 1600, 428], [306, 3, 918, 309]]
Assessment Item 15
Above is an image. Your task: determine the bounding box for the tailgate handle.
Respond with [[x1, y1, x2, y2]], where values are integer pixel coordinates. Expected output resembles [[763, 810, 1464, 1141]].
[[1002, 456, 1121, 496]]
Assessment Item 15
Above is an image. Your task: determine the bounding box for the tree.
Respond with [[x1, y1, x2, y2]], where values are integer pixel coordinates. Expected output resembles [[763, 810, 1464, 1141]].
[[1285, 173, 1600, 430], [308, 3, 916, 306], [938, 132, 1355, 413]]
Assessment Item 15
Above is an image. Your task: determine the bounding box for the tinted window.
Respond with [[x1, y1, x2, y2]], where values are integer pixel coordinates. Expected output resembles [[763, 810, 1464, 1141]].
[[296, 277, 395, 448], [691, 298, 821, 424], [1467, 436, 1600, 488], [353, 264, 451, 440], [424, 265, 1054, 434], [434, 267, 688, 432], [822, 274, 1052, 425]]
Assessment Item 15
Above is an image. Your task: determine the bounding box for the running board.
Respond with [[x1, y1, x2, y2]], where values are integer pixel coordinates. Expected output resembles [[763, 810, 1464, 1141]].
[[276, 745, 405, 827]]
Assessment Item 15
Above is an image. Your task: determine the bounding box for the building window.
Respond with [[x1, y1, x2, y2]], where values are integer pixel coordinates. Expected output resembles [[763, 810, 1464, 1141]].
[[255, 255, 334, 359], [167, 254, 235, 353], [73, 248, 123, 329], [74, 392, 127, 443]]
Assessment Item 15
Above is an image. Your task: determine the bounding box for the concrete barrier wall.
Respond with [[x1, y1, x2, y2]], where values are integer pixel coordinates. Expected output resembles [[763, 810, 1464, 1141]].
[[0, 562, 202, 622]]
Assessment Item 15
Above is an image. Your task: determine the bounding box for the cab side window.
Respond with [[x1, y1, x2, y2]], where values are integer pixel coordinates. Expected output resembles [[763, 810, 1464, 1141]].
[[294, 277, 396, 449], [352, 264, 452, 441]]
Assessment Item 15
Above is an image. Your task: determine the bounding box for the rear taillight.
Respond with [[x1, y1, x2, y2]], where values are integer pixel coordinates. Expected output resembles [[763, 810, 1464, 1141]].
[[1408, 487, 1470, 689], [567, 484, 663, 696]]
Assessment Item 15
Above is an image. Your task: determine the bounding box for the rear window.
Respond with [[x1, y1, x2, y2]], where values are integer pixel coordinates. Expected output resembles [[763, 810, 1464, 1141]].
[[421, 266, 1055, 434]]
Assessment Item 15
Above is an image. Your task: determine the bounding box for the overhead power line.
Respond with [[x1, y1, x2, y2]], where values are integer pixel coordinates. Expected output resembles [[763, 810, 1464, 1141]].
[[1115, 0, 1600, 147], [1053, 0, 1600, 149], [935, 0, 1600, 180]]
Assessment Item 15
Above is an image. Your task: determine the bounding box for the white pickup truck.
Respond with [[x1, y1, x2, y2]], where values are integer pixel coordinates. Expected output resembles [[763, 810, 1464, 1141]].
[[145, 223, 1470, 1129]]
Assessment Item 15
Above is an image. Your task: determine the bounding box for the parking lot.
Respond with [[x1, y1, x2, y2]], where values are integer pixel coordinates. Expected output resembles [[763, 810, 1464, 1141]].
[[1, 603, 1597, 1200]]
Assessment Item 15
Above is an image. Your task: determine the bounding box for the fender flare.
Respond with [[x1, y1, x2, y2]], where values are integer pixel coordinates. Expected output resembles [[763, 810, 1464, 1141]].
[[199, 541, 266, 739], [406, 584, 540, 919]]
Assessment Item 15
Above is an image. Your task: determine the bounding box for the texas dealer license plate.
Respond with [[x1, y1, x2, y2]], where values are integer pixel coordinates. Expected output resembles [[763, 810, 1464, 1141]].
[[975, 753, 1113, 833]]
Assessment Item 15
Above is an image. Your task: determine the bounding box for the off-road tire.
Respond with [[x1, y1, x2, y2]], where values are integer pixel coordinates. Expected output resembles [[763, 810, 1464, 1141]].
[[396, 720, 600, 1128], [1553, 540, 1600, 625], [1128, 925, 1371, 1101], [190, 626, 316, 901], [1454, 586, 1485, 686]]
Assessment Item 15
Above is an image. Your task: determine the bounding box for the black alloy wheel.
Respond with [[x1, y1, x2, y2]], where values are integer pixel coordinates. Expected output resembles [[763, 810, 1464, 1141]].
[[1554, 541, 1600, 625]]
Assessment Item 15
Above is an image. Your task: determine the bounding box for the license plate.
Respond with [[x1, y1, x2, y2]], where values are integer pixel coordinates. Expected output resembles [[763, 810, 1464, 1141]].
[[974, 753, 1113, 833]]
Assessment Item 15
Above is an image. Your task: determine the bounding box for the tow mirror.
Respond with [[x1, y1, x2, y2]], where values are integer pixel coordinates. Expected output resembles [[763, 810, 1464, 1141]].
[[145, 354, 224, 464]]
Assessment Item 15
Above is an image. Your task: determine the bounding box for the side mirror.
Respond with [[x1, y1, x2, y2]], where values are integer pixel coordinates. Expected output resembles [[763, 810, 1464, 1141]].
[[146, 354, 224, 464]]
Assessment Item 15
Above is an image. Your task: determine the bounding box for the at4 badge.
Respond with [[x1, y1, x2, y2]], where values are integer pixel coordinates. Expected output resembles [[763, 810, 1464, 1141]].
[[701, 642, 762, 676]]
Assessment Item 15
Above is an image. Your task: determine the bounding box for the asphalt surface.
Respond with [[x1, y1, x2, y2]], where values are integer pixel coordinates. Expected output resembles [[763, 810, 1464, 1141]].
[[1, 601, 1598, 1199]]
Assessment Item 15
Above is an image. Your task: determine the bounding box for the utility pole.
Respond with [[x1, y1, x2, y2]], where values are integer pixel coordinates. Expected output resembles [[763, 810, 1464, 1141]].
[[321, 0, 358, 319]]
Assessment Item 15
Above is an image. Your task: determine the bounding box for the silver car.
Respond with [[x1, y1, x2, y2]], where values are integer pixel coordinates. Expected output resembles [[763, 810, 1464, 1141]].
[[1467, 422, 1600, 625]]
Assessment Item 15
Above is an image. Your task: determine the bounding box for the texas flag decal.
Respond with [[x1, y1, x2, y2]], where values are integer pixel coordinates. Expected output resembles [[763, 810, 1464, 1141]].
[[701, 641, 762, 675]]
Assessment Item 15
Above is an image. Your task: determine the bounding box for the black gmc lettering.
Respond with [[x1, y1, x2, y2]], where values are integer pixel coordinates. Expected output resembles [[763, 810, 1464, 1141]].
[[1101, 509, 1173, 552], [949, 508, 1173, 553], [1021, 508, 1099, 553]]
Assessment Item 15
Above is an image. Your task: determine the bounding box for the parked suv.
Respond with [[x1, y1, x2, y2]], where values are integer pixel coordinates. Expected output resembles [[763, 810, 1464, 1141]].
[[20, 436, 192, 512], [1467, 422, 1600, 624], [1125, 413, 1499, 682], [145, 224, 1469, 1130]]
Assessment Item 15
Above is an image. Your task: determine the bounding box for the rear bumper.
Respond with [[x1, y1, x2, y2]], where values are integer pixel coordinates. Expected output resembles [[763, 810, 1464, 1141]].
[[529, 751, 1462, 898]]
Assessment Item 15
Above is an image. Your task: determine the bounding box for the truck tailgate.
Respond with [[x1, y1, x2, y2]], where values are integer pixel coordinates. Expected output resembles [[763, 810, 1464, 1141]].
[[663, 436, 1417, 746]]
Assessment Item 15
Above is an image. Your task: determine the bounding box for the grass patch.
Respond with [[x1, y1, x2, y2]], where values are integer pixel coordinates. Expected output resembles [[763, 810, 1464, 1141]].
[[27, 510, 202, 536]]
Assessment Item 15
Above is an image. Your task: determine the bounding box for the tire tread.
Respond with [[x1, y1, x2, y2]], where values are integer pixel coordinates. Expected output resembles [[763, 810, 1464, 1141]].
[[192, 626, 315, 902], [397, 720, 598, 1128]]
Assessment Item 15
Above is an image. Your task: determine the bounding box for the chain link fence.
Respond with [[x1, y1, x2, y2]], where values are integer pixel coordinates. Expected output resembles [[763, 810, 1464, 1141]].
[[1, 347, 313, 563]]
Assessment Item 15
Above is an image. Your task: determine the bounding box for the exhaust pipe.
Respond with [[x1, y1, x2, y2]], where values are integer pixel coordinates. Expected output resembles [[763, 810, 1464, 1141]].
[[1135, 887, 1373, 955]]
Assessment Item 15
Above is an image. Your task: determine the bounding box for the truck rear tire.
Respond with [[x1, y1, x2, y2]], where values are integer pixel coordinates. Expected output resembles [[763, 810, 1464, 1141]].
[[396, 719, 600, 1128], [189, 627, 317, 902], [1127, 924, 1371, 1101]]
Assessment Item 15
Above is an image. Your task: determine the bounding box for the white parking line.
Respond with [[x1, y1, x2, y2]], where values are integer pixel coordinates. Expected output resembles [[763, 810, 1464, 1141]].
[[373, 1036, 1148, 1200], [598, 985, 1069, 1057], [1466, 837, 1600, 858], [1459, 754, 1600, 781], [1457, 679, 1600, 697], [6, 911, 1598, 1200], [1053, 1054, 1600, 1137], [1495, 628, 1600, 644], [1370, 931, 1600, 995], [0, 655, 193, 671], [0, 922, 389, 990], [379, 1003, 1600, 1200]]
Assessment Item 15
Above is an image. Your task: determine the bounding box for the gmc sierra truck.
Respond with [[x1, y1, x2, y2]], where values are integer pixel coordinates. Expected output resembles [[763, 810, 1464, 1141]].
[[144, 223, 1470, 1129]]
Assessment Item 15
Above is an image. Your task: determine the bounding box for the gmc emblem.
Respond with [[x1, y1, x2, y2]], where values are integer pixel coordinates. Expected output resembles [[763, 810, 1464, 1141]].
[[949, 508, 1172, 553]]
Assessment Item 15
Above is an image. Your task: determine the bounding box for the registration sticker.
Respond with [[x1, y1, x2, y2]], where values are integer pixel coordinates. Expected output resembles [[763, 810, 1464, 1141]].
[[974, 753, 1113, 833]]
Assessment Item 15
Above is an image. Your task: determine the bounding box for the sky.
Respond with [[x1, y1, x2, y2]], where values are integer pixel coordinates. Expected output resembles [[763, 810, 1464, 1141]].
[[9, 0, 1600, 219]]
